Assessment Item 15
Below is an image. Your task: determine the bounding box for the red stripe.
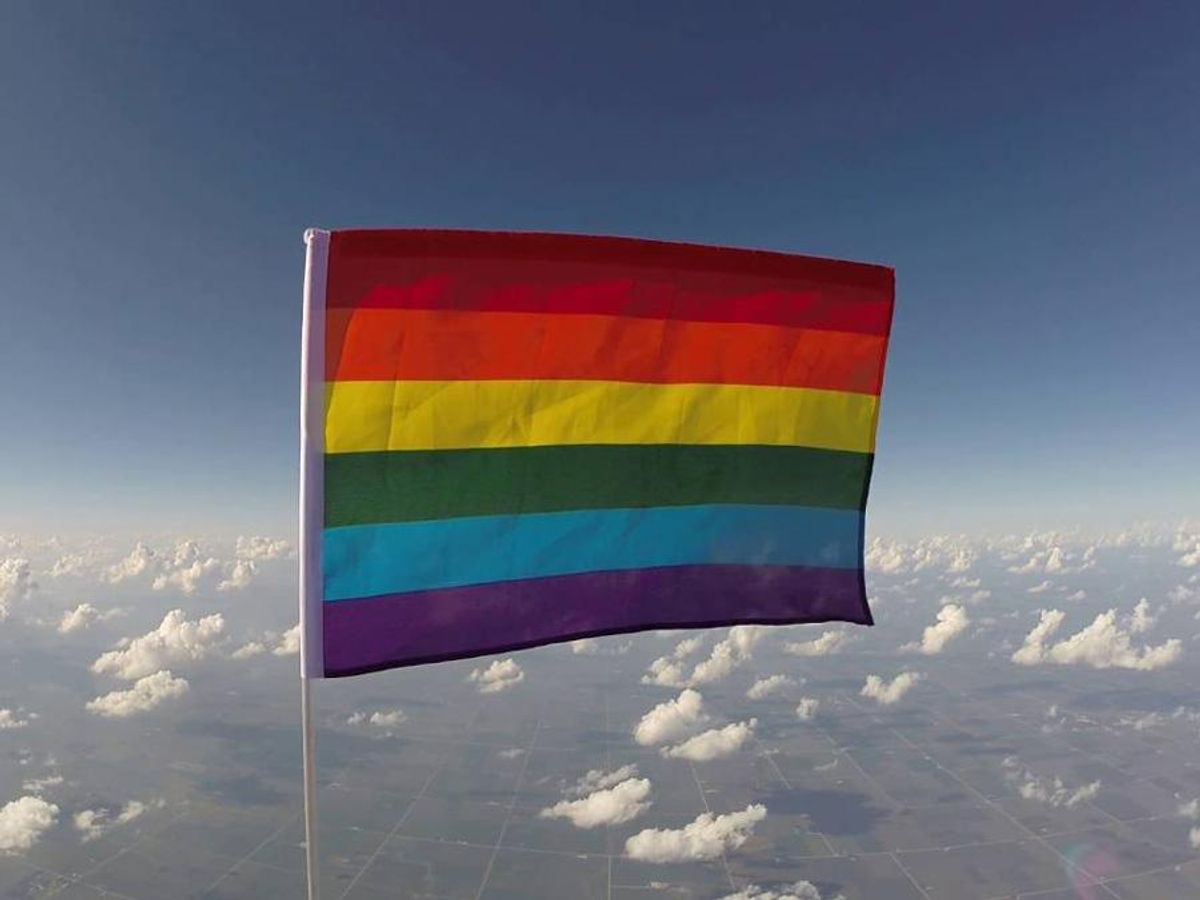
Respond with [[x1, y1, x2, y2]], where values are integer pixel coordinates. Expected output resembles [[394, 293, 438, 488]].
[[326, 308, 888, 393], [326, 230, 893, 334]]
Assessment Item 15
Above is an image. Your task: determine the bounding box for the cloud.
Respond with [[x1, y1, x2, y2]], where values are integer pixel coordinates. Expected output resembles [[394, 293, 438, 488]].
[[468, 658, 524, 694], [0, 558, 35, 620], [689, 626, 766, 686], [92, 610, 226, 680], [663, 720, 756, 762], [0, 795, 58, 852], [784, 630, 851, 657], [217, 559, 256, 592], [1002, 758, 1100, 807], [73, 799, 158, 842], [642, 628, 763, 688], [21, 775, 63, 795], [86, 670, 189, 718], [272, 624, 300, 657], [1011, 609, 1067, 666], [105, 543, 156, 584], [234, 536, 291, 561], [795, 698, 821, 721], [570, 637, 631, 656], [1178, 798, 1199, 819], [152, 557, 222, 594], [1027, 580, 1053, 594], [347, 709, 407, 728], [642, 636, 704, 687], [540, 771, 652, 828], [58, 602, 121, 634], [720, 881, 843, 900], [0, 709, 30, 730], [1129, 598, 1157, 634], [860, 672, 921, 706], [624, 804, 767, 862], [904, 604, 970, 655], [747, 675, 795, 700], [49, 552, 92, 578], [1191, 826, 1200, 850], [557, 764, 625, 791], [1008, 544, 1085, 575], [634, 689, 708, 746], [231, 641, 266, 659], [103, 537, 289, 595], [1012, 607, 1182, 671]]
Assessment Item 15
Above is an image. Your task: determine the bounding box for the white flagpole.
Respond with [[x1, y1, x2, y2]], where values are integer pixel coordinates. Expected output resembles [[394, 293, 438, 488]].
[[299, 228, 330, 900], [300, 676, 320, 899]]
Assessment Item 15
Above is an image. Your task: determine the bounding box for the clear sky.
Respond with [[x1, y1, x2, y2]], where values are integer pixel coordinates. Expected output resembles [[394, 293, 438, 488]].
[[1, 1, 1196, 538]]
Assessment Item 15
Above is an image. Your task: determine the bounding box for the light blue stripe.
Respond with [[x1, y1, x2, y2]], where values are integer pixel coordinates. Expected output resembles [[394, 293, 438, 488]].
[[322, 504, 863, 602]]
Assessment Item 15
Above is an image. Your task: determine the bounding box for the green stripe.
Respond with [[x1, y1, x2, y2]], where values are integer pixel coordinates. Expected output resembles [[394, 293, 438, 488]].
[[324, 445, 871, 527]]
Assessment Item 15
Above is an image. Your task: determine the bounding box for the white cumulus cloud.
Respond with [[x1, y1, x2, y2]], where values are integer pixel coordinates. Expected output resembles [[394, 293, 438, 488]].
[[468, 658, 524, 694], [663, 720, 757, 762], [347, 709, 407, 728], [73, 799, 158, 842], [92, 610, 226, 680], [58, 602, 121, 634], [272, 624, 301, 657], [1002, 758, 1100, 808], [540, 774, 652, 829], [720, 881, 844, 900], [0, 796, 58, 851], [747, 675, 795, 700], [643, 628, 763, 688], [860, 672, 921, 706], [689, 626, 766, 686], [235, 536, 291, 561], [795, 698, 821, 721], [0, 709, 30, 730], [785, 630, 851, 657], [104, 543, 156, 584], [642, 635, 704, 687], [1129, 598, 1157, 634], [217, 559, 256, 592], [625, 804, 766, 862], [231, 641, 266, 659], [569, 637, 631, 655], [0, 558, 35, 620], [634, 689, 708, 746], [1011, 607, 1181, 671], [904, 604, 970, 655], [86, 670, 189, 718]]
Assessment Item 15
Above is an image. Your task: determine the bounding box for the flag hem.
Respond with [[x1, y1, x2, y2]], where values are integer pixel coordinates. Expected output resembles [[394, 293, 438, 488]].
[[322, 611, 874, 679], [300, 228, 330, 678]]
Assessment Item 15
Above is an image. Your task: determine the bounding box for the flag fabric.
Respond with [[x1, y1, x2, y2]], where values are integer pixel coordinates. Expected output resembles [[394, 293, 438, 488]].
[[300, 229, 894, 678]]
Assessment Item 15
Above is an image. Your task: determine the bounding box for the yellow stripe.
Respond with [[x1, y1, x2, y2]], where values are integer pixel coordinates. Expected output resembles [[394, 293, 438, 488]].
[[325, 380, 878, 455]]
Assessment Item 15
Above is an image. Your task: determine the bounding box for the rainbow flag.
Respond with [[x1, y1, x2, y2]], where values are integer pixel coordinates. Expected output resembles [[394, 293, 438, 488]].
[[299, 230, 894, 678]]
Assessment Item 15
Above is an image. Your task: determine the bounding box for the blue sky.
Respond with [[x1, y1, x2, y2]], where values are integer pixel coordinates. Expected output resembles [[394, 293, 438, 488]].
[[1, 1, 1196, 537]]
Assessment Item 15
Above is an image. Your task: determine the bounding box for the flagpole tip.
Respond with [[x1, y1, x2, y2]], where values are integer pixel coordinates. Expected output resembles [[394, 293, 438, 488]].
[[303, 228, 329, 245]]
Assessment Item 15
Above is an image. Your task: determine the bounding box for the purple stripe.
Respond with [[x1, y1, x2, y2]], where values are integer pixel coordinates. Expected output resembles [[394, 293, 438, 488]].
[[321, 564, 869, 677]]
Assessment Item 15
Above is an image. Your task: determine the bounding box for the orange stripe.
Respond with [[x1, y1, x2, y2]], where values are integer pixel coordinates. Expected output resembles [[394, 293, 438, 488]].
[[326, 308, 887, 394]]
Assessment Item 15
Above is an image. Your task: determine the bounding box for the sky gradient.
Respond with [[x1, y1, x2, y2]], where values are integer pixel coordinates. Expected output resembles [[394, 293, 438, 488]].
[[2, 1, 1197, 537]]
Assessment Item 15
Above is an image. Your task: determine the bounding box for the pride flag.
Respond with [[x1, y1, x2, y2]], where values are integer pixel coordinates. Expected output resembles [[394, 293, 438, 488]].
[[299, 230, 894, 678]]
